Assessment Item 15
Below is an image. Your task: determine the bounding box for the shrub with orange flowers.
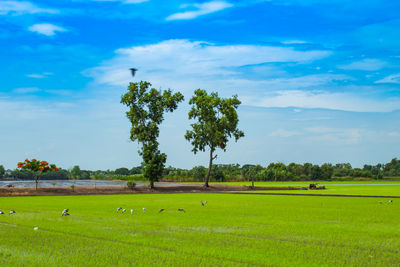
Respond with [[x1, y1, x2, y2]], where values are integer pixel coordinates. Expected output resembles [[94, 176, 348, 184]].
[[17, 158, 58, 189]]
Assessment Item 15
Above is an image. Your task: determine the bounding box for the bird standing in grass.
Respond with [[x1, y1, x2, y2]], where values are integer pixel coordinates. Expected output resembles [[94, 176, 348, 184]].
[[158, 209, 165, 213], [201, 201, 204, 206], [178, 209, 185, 213], [117, 207, 122, 212], [122, 209, 126, 213], [62, 209, 70, 216], [130, 209, 134, 214], [379, 201, 382, 204], [142, 208, 146, 212], [9, 210, 15, 215], [389, 200, 393, 203], [0, 210, 4, 215]]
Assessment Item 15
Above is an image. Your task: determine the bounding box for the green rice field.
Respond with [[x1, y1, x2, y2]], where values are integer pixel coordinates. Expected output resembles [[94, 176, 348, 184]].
[[211, 181, 400, 196], [1, 185, 399, 266]]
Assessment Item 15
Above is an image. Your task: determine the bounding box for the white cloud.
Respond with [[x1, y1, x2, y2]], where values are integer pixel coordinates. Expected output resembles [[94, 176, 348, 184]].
[[246, 90, 400, 112], [27, 72, 52, 79], [92, 0, 149, 3], [282, 40, 308, 44], [13, 87, 40, 93], [270, 129, 301, 137], [304, 127, 362, 145], [338, 58, 388, 71], [0, 1, 58, 15], [86, 39, 331, 89], [375, 73, 400, 84], [28, 23, 67, 36], [166, 1, 233, 21]]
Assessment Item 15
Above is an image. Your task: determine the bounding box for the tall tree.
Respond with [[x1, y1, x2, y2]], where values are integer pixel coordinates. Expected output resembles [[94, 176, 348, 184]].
[[0, 165, 5, 178], [121, 81, 184, 188], [185, 89, 244, 187]]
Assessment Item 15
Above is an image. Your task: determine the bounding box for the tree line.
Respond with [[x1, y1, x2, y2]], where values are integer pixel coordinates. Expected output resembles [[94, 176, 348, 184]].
[[2, 158, 399, 181]]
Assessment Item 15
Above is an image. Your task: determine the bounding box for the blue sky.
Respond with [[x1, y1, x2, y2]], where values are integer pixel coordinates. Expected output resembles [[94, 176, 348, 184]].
[[1, 0, 399, 170]]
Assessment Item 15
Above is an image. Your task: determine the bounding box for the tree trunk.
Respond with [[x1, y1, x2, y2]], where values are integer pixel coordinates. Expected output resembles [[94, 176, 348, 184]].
[[252, 179, 254, 189], [150, 179, 154, 189], [205, 149, 214, 187], [35, 175, 38, 190]]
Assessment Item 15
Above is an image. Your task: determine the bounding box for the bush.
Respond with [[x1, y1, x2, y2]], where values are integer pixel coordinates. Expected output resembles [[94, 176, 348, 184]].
[[127, 180, 136, 190]]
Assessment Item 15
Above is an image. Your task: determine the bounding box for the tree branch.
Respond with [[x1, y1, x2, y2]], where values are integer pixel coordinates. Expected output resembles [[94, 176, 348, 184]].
[[212, 154, 218, 160]]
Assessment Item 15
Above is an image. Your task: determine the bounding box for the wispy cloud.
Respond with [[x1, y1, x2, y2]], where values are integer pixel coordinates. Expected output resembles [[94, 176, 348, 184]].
[[338, 58, 388, 71], [26, 72, 53, 79], [28, 23, 67, 36], [375, 73, 400, 84], [247, 90, 400, 112], [86, 39, 331, 88], [92, 0, 149, 3], [0, 1, 58, 15], [166, 1, 233, 21], [13, 87, 41, 94], [270, 129, 301, 138]]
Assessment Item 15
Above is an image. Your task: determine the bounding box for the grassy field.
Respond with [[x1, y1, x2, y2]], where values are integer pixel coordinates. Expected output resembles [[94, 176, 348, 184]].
[[1, 191, 399, 266], [208, 181, 400, 196]]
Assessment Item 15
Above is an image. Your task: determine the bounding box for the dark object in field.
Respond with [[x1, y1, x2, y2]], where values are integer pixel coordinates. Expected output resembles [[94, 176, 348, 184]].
[[158, 209, 165, 213], [130, 68, 137, 77], [117, 207, 122, 212], [9, 210, 16, 215], [379, 201, 383, 204], [389, 200, 393, 203], [309, 183, 318, 190], [178, 208, 185, 213], [6, 184, 14, 188], [0, 210, 4, 215], [201, 200, 205, 206]]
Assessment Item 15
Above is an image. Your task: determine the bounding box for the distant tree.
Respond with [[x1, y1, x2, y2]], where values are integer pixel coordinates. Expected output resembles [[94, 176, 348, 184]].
[[130, 166, 142, 175], [121, 81, 184, 188], [190, 166, 207, 180], [17, 159, 58, 190], [320, 163, 334, 180], [185, 89, 244, 187], [115, 167, 130, 176], [70, 165, 82, 179], [0, 165, 5, 178], [310, 165, 322, 180]]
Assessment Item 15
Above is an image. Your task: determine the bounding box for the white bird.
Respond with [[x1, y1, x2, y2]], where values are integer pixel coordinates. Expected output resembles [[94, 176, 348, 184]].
[[63, 209, 69, 213], [142, 208, 146, 212], [117, 207, 122, 212], [389, 200, 393, 203], [158, 209, 165, 213], [0, 210, 4, 215], [130, 209, 134, 214], [33, 227, 39, 231], [204, 201, 207, 204], [62, 211, 70, 216], [122, 209, 126, 213], [178, 208, 185, 213], [9, 210, 15, 215]]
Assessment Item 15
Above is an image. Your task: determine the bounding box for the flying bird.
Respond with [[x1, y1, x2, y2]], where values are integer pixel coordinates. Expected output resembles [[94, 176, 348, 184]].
[[178, 208, 185, 213], [130, 68, 137, 77], [9, 210, 15, 215], [130, 209, 134, 214], [158, 209, 165, 213]]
